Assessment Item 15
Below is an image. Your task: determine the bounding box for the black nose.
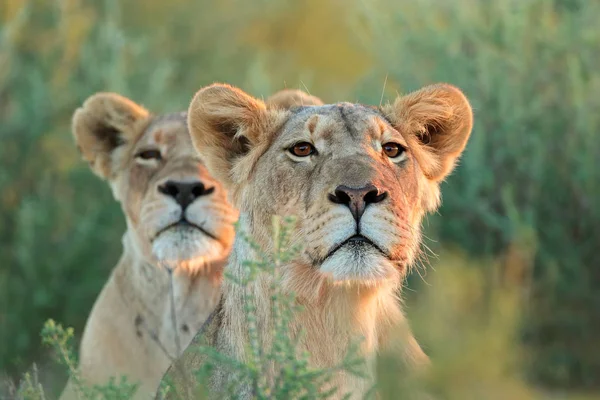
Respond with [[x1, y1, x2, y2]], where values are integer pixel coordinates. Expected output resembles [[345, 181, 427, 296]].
[[158, 180, 214, 210], [328, 184, 387, 221]]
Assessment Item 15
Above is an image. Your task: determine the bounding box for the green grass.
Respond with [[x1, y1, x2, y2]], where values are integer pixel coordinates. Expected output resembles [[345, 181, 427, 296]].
[[0, 0, 598, 396]]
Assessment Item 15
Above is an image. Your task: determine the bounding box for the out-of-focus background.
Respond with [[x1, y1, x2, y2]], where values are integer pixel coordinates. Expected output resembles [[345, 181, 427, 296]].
[[0, 0, 598, 398]]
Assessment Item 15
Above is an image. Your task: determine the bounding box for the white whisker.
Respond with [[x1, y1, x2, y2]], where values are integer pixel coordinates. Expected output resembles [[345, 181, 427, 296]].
[[379, 73, 388, 107], [300, 80, 312, 96]]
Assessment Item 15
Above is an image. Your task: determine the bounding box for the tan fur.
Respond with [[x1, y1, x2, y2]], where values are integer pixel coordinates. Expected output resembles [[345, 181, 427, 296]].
[[160, 83, 473, 399], [60, 93, 238, 399]]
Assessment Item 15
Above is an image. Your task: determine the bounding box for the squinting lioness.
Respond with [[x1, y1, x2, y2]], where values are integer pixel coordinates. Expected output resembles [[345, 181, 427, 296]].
[[59, 92, 239, 399]]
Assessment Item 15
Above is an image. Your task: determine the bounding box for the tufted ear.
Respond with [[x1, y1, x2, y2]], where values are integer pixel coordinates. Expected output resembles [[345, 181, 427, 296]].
[[72, 93, 150, 179], [384, 84, 473, 182], [266, 89, 324, 109], [187, 84, 279, 190]]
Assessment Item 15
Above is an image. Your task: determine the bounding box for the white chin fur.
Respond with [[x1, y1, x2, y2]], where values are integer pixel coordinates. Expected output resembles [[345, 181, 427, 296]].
[[151, 228, 224, 274], [319, 245, 398, 285]]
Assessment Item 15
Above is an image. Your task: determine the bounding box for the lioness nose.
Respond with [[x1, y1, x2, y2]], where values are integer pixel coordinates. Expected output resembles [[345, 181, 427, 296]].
[[158, 180, 215, 210], [328, 184, 388, 221]]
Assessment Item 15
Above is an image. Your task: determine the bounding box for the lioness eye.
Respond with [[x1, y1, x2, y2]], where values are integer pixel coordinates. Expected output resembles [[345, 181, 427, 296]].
[[136, 149, 162, 160], [289, 142, 316, 157], [382, 142, 405, 159]]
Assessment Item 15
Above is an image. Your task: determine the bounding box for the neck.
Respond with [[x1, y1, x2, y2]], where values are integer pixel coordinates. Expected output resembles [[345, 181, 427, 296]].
[[114, 230, 224, 358], [219, 216, 405, 395]]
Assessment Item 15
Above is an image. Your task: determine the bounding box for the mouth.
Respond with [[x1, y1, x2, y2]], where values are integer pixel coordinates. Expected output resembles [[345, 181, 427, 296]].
[[323, 234, 389, 261], [153, 218, 218, 241]]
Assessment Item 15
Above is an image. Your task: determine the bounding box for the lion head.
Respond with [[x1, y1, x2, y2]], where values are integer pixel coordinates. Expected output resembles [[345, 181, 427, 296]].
[[72, 93, 238, 273], [185, 83, 472, 288]]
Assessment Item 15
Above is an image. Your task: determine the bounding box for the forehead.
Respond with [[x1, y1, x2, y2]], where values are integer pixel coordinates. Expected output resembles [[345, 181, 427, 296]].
[[134, 112, 194, 152], [277, 103, 396, 143]]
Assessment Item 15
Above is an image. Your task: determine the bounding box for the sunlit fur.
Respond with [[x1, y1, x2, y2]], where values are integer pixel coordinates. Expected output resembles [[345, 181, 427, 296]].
[[60, 93, 238, 400], [161, 84, 473, 399]]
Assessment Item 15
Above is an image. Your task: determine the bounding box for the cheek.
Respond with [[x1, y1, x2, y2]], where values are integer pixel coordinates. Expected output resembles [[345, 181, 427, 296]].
[[123, 165, 153, 225], [258, 160, 311, 215], [400, 157, 441, 214], [389, 166, 423, 221], [304, 178, 330, 215]]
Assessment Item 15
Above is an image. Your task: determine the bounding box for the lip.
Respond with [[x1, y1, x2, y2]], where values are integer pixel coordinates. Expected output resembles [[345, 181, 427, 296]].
[[153, 218, 218, 241], [323, 234, 389, 260]]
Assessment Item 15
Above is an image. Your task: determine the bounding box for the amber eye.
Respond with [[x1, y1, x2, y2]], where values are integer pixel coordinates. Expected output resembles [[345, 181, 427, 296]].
[[289, 142, 316, 157], [136, 149, 162, 160], [382, 142, 405, 159]]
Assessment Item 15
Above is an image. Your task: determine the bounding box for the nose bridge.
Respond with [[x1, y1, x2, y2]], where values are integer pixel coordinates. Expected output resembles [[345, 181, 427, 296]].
[[327, 155, 378, 189], [340, 184, 377, 202], [156, 157, 208, 186]]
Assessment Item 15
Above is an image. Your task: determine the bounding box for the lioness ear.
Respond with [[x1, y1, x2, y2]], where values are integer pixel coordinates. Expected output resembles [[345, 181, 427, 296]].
[[73, 93, 149, 179], [266, 89, 324, 109], [187, 84, 272, 188], [385, 84, 473, 181]]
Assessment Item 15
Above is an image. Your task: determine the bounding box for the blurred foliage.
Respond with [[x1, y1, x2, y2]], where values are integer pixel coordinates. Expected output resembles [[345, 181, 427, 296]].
[[0, 0, 598, 395], [5, 320, 138, 400], [379, 250, 538, 400], [162, 216, 371, 400], [381, 249, 598, 400]]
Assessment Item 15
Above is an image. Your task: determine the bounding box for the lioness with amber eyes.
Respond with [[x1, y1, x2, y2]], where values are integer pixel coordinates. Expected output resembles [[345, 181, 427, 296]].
[[159, 83, 473, 399], [59, 93, 240, 400]]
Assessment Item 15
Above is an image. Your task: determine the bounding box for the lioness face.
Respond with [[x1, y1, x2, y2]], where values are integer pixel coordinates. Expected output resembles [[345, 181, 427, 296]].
[[121, 116, 237, 271], [72, 93, 237, 272], [187, 84, 472, 285], [247, 105, 427, 282]]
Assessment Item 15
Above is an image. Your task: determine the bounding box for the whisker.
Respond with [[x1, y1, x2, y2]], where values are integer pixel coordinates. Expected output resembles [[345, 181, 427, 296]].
[[379, 73, 388, 107], [300, 80, 312, 96]]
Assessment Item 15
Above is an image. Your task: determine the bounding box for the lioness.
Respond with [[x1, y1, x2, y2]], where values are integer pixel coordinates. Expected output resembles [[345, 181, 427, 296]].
[[160, 83, 473, 399], [59, 93, 239, 399]]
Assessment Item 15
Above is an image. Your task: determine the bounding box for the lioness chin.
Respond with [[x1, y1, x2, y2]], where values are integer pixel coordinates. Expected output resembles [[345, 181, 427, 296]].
[[160, 83, 473, 399]]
